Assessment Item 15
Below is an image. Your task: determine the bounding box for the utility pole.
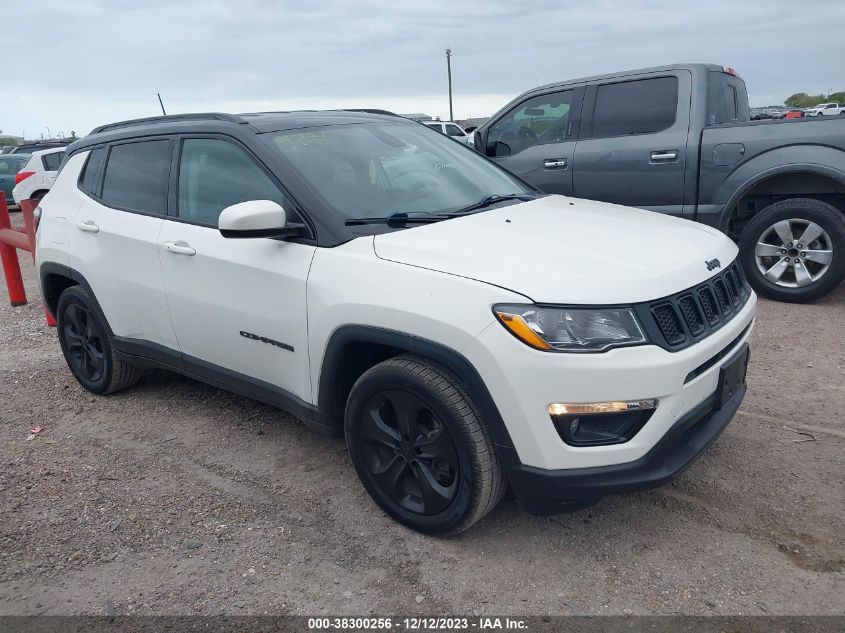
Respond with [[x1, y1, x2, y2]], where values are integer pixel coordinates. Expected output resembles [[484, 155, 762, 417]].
[[446, 48, 453, 122]]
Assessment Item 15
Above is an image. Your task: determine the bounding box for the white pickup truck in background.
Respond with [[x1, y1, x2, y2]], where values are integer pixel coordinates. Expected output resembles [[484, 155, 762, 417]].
[[805, 103, 844, 116]]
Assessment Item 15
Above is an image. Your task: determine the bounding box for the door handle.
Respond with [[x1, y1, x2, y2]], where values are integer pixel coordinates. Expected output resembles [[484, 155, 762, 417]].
[[650, 150, 678, 162], [163, 240, 196, 256], [76, 220, 99, 233], [544, 158, 568, 170]]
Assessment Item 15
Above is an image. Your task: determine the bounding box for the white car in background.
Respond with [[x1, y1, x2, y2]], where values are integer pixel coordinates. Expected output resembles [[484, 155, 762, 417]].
[[422, 120, 472, 144], [12, 146, 66, 204], [804, 103, 844, 117]]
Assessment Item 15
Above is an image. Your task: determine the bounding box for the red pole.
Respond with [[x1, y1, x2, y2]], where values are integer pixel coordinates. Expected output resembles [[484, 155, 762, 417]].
[[20, 199, 56, 326], [0, 194, 27, 307]]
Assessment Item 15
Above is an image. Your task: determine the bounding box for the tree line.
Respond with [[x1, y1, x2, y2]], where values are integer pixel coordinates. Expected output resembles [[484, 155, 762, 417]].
[[785, 92, 845, 107]]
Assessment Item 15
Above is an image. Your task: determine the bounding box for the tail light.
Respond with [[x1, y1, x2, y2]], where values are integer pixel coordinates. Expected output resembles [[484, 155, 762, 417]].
[[15, 171, 34, 184], [33, 206, 43, 232], [723, 66, 737, 76]]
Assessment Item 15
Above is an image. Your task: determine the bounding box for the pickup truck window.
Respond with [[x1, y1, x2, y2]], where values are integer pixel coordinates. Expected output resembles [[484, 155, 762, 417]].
[[726, 84, 739, 121], [486, 89, 574, 157], [592, 76, 678, 138]]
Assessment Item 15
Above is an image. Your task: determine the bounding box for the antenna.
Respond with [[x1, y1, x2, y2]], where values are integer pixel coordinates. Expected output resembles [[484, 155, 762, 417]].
[[157, 93, 167, 116], [445, 48, 453, 122]]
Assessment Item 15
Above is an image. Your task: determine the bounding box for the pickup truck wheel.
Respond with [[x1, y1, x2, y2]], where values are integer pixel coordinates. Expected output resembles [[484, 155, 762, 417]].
[[738, 198, 845, 302], [345, 355, 505, 535]]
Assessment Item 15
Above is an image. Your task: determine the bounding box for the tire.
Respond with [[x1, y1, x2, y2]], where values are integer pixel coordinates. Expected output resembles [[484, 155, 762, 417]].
[[738, 198, 845, 303], [56, 286, 142, 394], [345, 355, 506, 535]]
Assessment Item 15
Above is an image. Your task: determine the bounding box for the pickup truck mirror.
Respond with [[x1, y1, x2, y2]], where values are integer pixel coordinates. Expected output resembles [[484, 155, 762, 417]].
[[486, 140, 512, 157]]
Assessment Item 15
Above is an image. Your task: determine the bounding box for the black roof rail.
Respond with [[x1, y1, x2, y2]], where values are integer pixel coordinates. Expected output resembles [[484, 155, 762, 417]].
[[338, 109, 400, 117], [90, 113, 248, 135]]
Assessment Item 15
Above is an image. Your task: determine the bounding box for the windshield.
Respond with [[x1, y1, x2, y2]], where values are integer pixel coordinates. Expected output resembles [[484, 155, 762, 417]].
[[271, 122, 532, 221], [0, 156, 28, 174]]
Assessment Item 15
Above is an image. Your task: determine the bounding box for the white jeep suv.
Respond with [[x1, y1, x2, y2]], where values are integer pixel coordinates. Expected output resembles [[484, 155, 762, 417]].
[[35, 111, 755, 534]]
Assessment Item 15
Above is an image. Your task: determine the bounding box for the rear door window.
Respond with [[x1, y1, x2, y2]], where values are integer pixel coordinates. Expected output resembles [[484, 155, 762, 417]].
[[101, 140, 171, 214], [444, 124, 465, 137], [591, 76, 678, 138]]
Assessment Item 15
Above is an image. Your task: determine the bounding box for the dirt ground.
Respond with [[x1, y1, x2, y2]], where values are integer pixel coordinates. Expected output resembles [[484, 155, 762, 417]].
[[0, 215, 843, 617]]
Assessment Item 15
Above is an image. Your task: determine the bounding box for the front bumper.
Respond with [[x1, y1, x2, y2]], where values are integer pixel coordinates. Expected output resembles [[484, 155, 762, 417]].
[[464, 295, 756, 471], [503, 382, 746, 515]]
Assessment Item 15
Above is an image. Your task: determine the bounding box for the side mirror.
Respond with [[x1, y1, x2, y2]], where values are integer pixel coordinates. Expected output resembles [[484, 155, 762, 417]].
[[218, 200, 304, 239], [466, 131, 477, 148], [487, 140, 511, 157]]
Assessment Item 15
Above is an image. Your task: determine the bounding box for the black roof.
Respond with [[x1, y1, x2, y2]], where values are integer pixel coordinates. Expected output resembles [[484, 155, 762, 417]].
[[84, 109, 401, 138], [68, 109, 406, 154]]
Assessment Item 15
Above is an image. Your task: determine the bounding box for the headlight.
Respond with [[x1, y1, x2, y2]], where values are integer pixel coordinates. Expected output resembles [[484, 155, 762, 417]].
[[493, 304, 647, 352]]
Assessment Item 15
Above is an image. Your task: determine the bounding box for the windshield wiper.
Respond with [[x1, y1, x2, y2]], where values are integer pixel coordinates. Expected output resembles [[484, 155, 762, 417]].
[[344, 211, 454, 227], [343, 194, 538, 227], [452, 193, 537, 215]]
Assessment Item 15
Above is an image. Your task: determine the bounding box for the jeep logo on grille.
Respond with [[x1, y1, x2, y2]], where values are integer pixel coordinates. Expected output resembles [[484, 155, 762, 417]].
[[705, 258, 721, 271]]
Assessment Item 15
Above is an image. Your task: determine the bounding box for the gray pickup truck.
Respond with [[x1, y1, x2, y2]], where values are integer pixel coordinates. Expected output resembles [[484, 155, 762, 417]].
[[472, 63, 845, 302]]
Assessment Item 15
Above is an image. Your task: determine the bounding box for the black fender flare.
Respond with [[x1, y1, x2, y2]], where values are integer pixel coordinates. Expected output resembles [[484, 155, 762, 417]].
[[317, 325, 518, 455], [717, 162, 845, 234], [39, 262, 114, 333]]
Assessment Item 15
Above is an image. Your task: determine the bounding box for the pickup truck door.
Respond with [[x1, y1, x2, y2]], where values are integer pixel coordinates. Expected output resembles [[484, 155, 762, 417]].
[[572, 70, 692, 215], [480, 85, 585, 196]]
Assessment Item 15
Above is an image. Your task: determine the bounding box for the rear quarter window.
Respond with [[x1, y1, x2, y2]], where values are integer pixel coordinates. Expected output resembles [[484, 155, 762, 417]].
[[42, 151, 65, 172], [78, 147, 106, 196]]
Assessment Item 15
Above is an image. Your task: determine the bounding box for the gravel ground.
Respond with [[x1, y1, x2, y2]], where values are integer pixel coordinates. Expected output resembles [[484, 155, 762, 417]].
[[0, 216, 843, 617]]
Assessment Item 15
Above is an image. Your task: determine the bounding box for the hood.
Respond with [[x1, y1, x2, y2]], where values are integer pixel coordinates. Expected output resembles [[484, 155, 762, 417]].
[[373, 195, 738, 304]]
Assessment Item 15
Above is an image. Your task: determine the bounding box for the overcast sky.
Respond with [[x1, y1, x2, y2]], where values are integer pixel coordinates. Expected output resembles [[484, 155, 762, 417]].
[[4, 0, 844, 139]]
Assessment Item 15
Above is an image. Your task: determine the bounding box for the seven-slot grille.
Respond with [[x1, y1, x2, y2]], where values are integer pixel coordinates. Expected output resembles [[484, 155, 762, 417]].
[[638, 261, 751, 351]]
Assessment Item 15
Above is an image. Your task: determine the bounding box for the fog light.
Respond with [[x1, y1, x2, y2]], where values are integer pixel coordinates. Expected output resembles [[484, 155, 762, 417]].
[[548, 400, 658, 416], [549, 400, 658, 446]]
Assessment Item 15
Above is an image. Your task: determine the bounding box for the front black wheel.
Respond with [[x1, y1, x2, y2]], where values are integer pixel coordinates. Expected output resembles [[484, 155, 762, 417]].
[[56, 286, 141, 394], [738, 198, 845, 302], [345, 355, 505, 535]]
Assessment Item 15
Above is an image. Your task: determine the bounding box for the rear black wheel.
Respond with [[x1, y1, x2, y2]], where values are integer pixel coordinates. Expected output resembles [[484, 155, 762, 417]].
[[738, 198, 845, 302], [345, 355, 505, 535], [56, 286, 141, 394]]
